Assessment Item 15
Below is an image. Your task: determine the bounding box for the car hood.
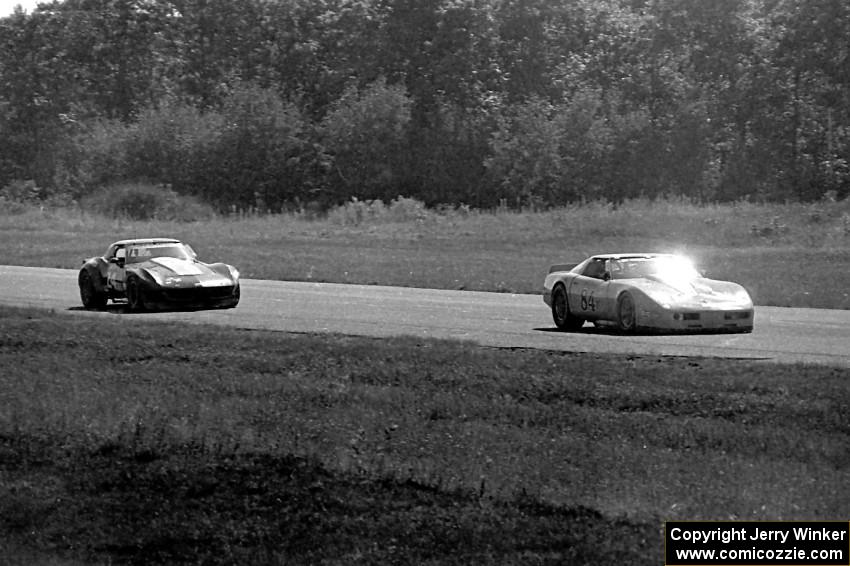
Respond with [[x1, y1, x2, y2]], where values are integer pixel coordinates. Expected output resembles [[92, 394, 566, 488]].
[[134, 257, 233, 283], [630, 276, 751, 308]]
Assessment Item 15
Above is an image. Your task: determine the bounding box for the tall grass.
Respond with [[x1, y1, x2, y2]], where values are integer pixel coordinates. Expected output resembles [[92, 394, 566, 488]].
[[3, 194, 849, 248], [1, 196, 849, 307]]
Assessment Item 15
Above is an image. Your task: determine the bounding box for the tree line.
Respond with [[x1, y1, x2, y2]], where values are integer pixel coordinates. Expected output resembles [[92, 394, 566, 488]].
[[1, 0, 848, 211]]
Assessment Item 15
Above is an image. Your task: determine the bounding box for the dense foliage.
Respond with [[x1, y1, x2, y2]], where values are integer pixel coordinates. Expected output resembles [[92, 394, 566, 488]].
[[1, 0, 848, 210]]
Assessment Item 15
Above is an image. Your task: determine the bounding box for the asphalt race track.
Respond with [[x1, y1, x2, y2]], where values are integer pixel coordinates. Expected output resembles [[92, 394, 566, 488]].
[[1, 265, 849, 367]]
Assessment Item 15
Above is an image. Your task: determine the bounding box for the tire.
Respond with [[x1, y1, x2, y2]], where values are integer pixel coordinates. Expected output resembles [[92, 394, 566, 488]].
[[551, 284, 583, 331], [126, 276, 147, 312], [79, 270, 107, 309], [616, 292, 637, 332]]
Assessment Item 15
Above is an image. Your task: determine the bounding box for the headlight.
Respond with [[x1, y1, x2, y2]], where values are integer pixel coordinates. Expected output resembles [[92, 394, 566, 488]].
[[148, 270, 182, 286], [732, 288, 751, 303]]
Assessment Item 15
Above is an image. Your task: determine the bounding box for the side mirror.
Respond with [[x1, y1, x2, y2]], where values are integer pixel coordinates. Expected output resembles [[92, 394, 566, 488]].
[[602, 272, 612, 281], [108, 257, 125, 267]]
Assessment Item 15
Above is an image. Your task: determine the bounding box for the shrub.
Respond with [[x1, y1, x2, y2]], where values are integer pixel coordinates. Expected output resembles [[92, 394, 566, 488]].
[[386, 196, 428, 222], [80, 183, 215, 221], [125, 99, 223, 192], [0, 179, 41, 203], [485, 91, 656, 207], [320, 78, 412, 201], [203, 83, 315, 211], [326, 197, 388, 226], [56, 118, 133, 198], [61, 89, 315, 214], [326, 196, 431, 226], [0, 179, 76, 212]]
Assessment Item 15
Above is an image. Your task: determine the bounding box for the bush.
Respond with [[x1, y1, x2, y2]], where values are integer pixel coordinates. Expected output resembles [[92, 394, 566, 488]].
[[203, 83, 314, 211], [386, 196, 429, 222], [325, 197, 388, 226], [326, 196, 431, 226], [80, 183, 216, 221], [125, 100, 223, 192], [320, 78, 412, 201], [0, 179, 76, 213], [56, 118, 133, 198], [0, 179, 42, 203]]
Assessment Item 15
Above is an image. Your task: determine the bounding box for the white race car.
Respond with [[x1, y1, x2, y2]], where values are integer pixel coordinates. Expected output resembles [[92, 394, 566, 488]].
[[543, 253, 753, 333]]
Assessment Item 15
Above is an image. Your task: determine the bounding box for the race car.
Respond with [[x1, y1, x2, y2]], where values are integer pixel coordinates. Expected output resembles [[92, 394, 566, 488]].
[[543, 253, 753, 333], [78, 238, 240, 311]]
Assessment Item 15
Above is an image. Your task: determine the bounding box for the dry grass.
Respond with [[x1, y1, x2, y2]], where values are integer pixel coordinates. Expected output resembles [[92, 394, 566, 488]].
[[1, 197, 850, 308], [1, 305, 848, 563], [0, 199, 850, 309]]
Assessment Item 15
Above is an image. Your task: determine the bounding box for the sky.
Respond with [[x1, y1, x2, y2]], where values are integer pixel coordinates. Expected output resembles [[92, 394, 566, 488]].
[[1, 0, 43, 17]]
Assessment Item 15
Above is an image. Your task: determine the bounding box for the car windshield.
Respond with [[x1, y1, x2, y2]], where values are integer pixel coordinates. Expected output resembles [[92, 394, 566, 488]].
[[610, 256, 700, 282], [126, 243, 192, 263]]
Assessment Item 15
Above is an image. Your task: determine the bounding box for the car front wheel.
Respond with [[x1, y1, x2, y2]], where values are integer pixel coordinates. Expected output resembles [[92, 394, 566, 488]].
[[126, 277, 147, 312], [617, 292, 637, 332], [551, 285, 583, 331]]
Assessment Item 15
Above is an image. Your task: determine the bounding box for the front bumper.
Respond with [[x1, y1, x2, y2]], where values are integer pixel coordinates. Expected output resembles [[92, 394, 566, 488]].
[[639, 307, 754, 332], [143, 283, 240, 310]]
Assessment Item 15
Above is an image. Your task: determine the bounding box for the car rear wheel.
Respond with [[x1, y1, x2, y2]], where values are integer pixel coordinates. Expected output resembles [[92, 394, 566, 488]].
[[551, 284, 583, 331], [79, 270, 107, 309], [126, 276, 146, 312], [617, 292, 637, 332]]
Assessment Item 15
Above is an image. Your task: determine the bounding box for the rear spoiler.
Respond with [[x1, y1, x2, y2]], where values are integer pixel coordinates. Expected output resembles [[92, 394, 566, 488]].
[[548, 263, 577, 274]]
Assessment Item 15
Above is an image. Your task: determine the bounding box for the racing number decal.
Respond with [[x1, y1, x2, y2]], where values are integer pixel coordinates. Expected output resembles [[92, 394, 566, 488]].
[[580, 288, 596, 311]]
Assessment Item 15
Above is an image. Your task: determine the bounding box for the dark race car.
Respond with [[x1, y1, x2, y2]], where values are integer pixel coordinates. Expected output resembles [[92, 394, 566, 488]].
[[78, 238, 240, 311]]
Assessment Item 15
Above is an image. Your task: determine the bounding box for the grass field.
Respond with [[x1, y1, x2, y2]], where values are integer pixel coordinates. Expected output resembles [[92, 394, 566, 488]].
[[2, 198, 849, 562], [1, 306, 849, 564], [1, 197, 849, 308]]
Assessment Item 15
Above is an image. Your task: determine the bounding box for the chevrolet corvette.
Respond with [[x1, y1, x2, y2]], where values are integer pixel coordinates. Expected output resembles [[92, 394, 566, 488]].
[[543, 253, 753, 333], [79, 238, 240, 311]]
